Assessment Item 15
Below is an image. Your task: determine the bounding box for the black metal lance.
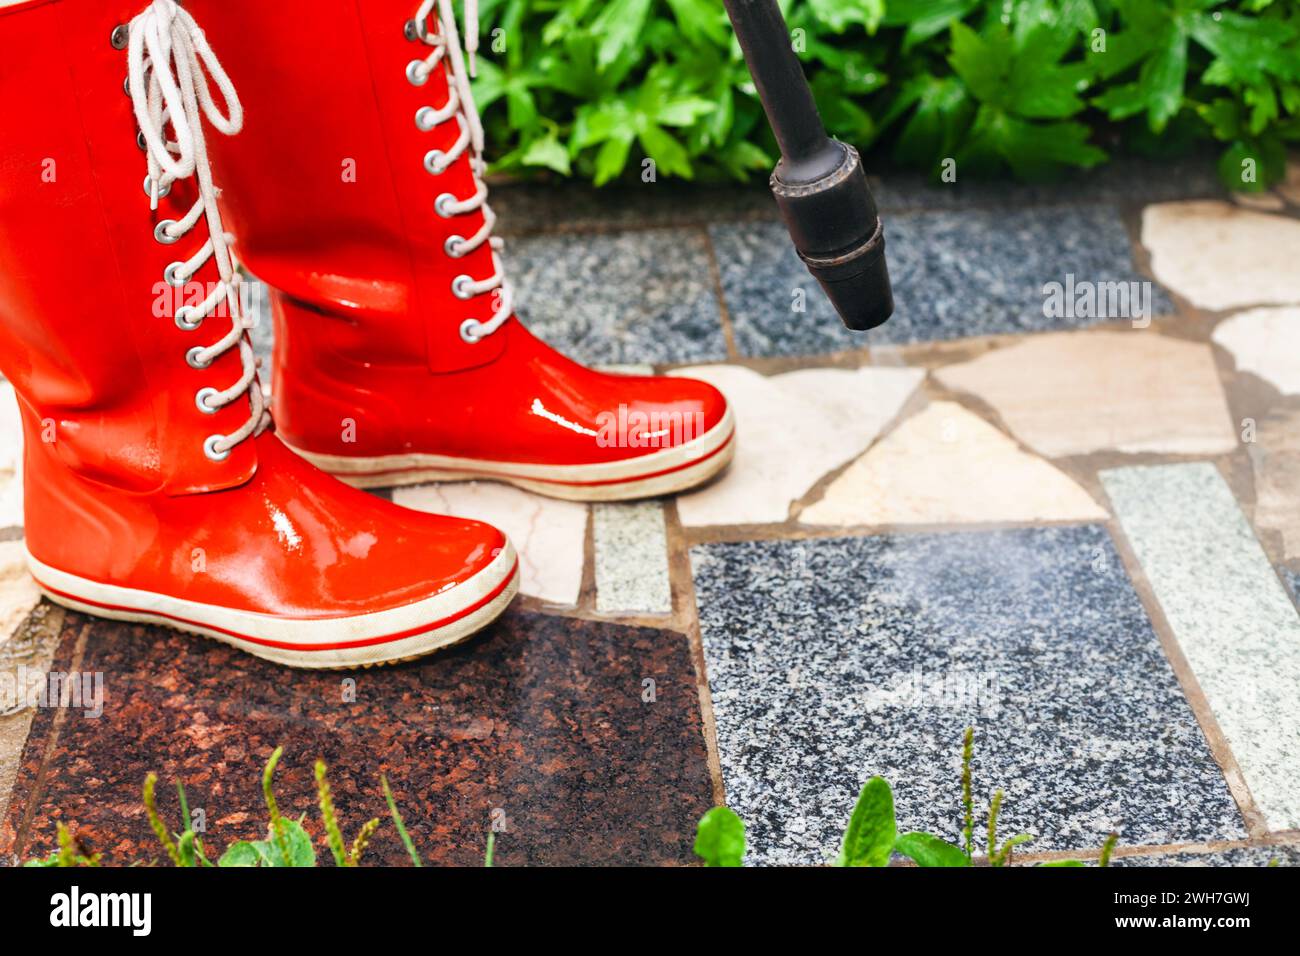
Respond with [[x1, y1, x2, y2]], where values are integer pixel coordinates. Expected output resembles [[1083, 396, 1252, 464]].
[[722, 0, 893, 331]]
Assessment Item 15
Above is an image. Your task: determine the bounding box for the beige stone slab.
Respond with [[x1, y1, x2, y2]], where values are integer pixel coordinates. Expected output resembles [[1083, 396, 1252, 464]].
[[668, 364, 924, 527], [0, 540, 38, 646], [1212, 306, 1300, 395], [1141, 201, 1300, 310], [392, 482, 587, 607], [1250, 406, 1300, 561], [934, 331, 1238, 458], [801, 401, 1106, 526]]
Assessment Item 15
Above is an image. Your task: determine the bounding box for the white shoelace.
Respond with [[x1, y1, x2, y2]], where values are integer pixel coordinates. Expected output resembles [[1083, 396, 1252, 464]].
[[410, 0, 512, 344], [127, 0, 268, 463]]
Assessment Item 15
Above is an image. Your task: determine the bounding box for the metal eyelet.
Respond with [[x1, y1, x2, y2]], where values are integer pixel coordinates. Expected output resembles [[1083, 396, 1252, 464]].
[[136, 131, 148, 152], [435, 193, 459, 218], [195, 387, 220, 414], [451, 275, 475, 300], [406, 60, 429, 86], [404, 18, 426, 42], [203, 435, 230, 462], [423, 149, 446, 175], [186, 346, 212, 369], [123, 77, 131, 97], [175, 306, 202, 332], [154, 219, 179, 244], [415, 107, 438, 132], [163, 262, 187, 287], [110, 24, 128, 50], [459, 319, 482, 344], [143, 175, 171, 200], [444, 235, 466, 258]]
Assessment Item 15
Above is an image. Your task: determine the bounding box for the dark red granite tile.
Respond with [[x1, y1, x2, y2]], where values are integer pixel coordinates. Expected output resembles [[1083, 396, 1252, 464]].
[[1, 607, 711, 866]]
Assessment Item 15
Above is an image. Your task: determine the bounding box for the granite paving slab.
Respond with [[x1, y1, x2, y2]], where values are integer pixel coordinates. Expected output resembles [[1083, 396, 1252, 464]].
[[691, 527, 1244, 866], [593, 502, 673, 616], [1109, 844, 1300, 867], [711, 204, 1171, 356], [508, 228, 729, 366], [1103, 463, 1300, 832], [0, 608, 711, 867]]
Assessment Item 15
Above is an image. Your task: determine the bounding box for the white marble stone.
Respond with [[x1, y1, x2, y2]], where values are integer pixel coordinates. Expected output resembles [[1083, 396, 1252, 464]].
[[592, 501, 672, 615], [392, 482, 587, 606], [934, 331, 1237, 458], [0, 382, 22, 530], [801, 401, 1106, 526], [1212, 306, 1300, 395], [1141, 201, 1300, 310], [670, 364, 924, 526], [1103, 463, 1300, 831], [0, 540, 38, 646]]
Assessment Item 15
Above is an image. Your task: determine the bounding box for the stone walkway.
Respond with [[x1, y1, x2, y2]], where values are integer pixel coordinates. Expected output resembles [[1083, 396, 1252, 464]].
[[3, 156, 1300, 866]]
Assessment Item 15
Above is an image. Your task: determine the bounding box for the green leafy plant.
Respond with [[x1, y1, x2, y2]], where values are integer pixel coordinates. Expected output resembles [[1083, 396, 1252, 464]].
[[470, 0, 1299, 190], [695, 727, 1119, 867]]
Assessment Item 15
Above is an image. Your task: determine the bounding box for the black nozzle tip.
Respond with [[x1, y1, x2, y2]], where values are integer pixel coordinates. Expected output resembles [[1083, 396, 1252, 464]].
[[771, 142, 893, 332], [800, 220, 893, 332]]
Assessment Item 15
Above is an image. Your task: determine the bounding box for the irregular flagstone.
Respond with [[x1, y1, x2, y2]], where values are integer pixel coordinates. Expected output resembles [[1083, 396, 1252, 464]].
[[0, 608, 711, 866], [0, 382, 22, 530], [1109, 844, 1300, 867], [1141, 201, 1300, 310], [1211, 307, 1300, 395], [0, 540, 39, 646], [1248, 405, 1300, 561], [934, 331, 1237, 458], [690, 527, 1244, 865], [800, 401, 1105, 526], [670, 364, 924, 527], [592, 502, 672, 615], [1103, 463, 1300, 831], [392, 482, 587, 606]]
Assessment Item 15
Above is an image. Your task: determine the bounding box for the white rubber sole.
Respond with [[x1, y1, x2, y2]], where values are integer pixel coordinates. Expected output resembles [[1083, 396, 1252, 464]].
[[283, 407, 736, 501], [26, 544, 519, 670]]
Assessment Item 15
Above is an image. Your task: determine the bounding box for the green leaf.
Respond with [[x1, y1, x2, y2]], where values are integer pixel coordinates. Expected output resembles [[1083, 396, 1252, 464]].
[[593, 133, 634, 185], [808, 0, 885, 35], [885, 0, 981, 51], [591, 0, 652, 70], [838, 776, 896, 867], [271, 819, 317, 867], [1039, 859, 1086, 867], [949, 21, 1013, 108], [218, 841, 265, 867], [520, 130, 572, 175], [638, 123, 693, 179], [694, 806, 746, 867], [894, 831, 971, 867]]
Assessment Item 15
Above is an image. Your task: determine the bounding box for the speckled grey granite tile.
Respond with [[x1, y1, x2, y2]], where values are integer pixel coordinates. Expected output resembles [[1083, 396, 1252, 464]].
[[507, 229, 728, 366], [690, 527, 1244, 866], [593, 501, 672, 616], [1110, 844, 1300, 867], [1103, 463, 1300, 832], [711, 204, 1173, 356]]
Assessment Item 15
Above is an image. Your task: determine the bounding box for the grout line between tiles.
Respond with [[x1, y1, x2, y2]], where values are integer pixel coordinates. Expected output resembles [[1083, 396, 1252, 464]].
[[700, 226, 740, 363]]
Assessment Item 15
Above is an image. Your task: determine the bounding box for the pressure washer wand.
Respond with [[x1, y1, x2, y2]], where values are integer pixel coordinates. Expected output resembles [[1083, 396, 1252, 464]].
[[723, 0, 893, 331]]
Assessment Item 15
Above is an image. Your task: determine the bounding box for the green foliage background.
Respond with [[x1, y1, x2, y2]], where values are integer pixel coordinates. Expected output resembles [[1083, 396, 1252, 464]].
[[471, 0, 1300, 189]]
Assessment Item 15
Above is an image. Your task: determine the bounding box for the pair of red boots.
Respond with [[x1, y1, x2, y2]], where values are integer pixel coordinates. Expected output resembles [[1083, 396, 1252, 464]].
[[0, 0, 734, 667]]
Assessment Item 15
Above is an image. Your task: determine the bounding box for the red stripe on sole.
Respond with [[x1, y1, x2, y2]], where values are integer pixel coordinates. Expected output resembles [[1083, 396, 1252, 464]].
[[32, 557, 518, 652]]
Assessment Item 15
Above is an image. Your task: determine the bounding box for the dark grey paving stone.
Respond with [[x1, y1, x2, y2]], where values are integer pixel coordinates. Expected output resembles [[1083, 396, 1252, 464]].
[[507, 228, 729, 366], [245, 228, 730, 370], [712, 203, 1175, 355], [690, 526, 1245, 866], [1110, 844, 1300, 867], [872, 153, 1225, 212]]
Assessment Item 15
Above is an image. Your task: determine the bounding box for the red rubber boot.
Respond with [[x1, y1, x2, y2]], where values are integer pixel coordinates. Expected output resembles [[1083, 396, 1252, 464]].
[[189, 0, 736, 501], [0, 0, 518, 669]]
